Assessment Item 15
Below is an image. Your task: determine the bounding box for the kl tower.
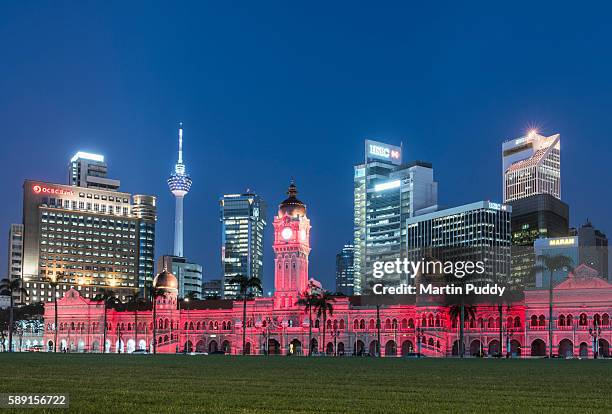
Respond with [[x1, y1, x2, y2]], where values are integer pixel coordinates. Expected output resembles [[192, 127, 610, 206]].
[[167, 122, 192, 257]]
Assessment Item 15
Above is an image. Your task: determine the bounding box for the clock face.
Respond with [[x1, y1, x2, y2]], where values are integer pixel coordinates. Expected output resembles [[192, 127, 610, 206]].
[[281, 227, 293, 240], [299, 229, 307, 241]]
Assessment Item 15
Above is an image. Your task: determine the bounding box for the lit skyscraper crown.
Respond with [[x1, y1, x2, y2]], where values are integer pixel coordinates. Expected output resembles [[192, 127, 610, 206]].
[[167, 122, 193, 197]]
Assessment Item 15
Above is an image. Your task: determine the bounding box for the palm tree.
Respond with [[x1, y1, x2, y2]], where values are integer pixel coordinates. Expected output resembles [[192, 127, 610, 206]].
[[92, 288, 117, 354], [313, 291, 335, 355], [127, 289, 145, 352], [296, 292, 318, 356], [42, 272, 64, 353], [0, 278, 28, 352], [535, 254, 573, 358], [229, 275, 263, 355], [449, 303, 476, 357], [149, 285, 165, 355]]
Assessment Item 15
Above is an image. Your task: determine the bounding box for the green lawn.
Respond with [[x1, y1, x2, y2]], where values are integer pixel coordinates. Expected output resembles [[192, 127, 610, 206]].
[[0, 354, 610, 413]]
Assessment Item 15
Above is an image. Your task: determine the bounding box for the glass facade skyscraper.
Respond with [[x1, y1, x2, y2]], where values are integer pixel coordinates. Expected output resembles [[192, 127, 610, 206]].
[[335, 244, 355, 296], [354, 140, 438, 294], [220, 192, 266, 299]]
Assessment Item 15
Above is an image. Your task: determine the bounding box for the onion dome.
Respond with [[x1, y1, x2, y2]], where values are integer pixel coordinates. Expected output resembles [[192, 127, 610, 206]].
[[153, 269, 179, 291], [279, 181, 306, 217]]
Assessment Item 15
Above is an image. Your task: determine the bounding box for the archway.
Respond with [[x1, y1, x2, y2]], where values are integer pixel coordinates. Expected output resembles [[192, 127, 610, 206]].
[[222, 340, 231, 354], [268, 339, 280, 355], [184, 340, 193, 353], [91, 341, 99, 352], [195, 340, 206, 353], [356, 340, 365, 356], [115, 340, 125, 353], [401, 340, 414, 356], [326, 342, 333, 355], [77, 340, 85, 353], [289, 339, 301, 355], [385, 340, 397, 357], [244, 342, 252, 355], [510, 339, 521, 357], [558, 339, 573, 358], [138, 339, 146, 351], [126, 339, 135, 353], [598, 339, 610, 358], [369, 340, 379, 357], [337, 342, 345, 356], [530, 339, 546, 356], [47, 340, 54, 352], [469, 339, 482, 357], [451, 340, 460, 356], [488, 340, 500, 357], [579, 342, 589, 357], [208, 340, 218, 353], [310, 338, 318, 355]]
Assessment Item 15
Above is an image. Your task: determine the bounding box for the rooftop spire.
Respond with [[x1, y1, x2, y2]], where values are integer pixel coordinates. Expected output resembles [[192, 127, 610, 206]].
[[178, 122, 184, 164]]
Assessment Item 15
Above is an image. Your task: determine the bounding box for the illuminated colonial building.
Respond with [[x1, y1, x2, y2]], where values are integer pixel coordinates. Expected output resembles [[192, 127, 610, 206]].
[[43, 183, 611, 358]]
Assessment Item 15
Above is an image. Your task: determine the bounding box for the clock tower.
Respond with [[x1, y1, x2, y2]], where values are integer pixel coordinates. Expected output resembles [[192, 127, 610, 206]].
[[273, 181, 311, 308]]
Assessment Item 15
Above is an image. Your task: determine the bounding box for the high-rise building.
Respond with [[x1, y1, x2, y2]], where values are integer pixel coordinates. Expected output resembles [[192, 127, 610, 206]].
[[502, 131, 561, 202], [21, 180, 156, 303], [570, 221, 609, 280], [406, 201, 512, 285], [7, 224, 24, 304], [202, 278, 222, 299], [354, 139, 438, 294], [220, 192, 266, 299], [167, 123, 192, 258], [157, 255, 203, 299], [335, 244, 355, 296], [534, 237, 580, 287], [68, 152, 120, 191]]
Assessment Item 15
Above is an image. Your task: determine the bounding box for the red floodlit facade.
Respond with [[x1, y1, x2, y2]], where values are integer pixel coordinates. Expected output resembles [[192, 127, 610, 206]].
[[44, 184, 612, 358]]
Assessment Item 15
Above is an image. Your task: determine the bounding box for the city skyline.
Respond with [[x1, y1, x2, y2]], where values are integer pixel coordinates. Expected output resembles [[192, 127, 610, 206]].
[[2, 2, 612, 291]]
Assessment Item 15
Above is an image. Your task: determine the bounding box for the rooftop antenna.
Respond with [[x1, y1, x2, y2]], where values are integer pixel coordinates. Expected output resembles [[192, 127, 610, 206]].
[[178, 122, 184, 164]]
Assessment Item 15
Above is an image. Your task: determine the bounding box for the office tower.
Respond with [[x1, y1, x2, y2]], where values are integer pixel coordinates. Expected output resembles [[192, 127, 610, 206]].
[[68, 152, 120, 191], [220, 192, 266, 299], [7, 224, 24, 304], [570, 221, 609, 279], [21, 180, 156, 303], [167, 123, 192, 258], [406, 201, 512, 284], [132, 195, 157, 292], [354, 139, 438, 294], [335, 244, 355, 296], [534, 237, 580, 287], [502, 131, 561, 202], [202, 279, 222, 299], [157, 255, 203, 299]]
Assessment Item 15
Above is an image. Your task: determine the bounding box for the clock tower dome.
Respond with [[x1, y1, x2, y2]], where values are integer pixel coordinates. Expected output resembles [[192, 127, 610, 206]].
[[273, 181, 311, 308]]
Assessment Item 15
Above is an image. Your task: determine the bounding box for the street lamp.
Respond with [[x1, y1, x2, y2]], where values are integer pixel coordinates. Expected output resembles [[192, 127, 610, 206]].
[[589, 321, 601, 359], [504, 325, 514, 358]]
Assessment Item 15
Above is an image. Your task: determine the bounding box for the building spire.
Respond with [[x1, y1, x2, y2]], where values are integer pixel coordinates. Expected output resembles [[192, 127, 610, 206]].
[[178, 122, 184, 164]]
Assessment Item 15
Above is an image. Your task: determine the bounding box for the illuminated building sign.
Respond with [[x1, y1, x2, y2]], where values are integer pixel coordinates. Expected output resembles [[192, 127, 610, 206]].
[[32, 185, 75, 196], [548, 237, 576, 247], [365, 139, 402, 165], [374, 180, 401, 191], [488, 202, 508, 211]]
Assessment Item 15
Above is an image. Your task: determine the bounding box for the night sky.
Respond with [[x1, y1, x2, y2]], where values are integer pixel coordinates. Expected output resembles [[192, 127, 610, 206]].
[[1, 2, 611, 292]]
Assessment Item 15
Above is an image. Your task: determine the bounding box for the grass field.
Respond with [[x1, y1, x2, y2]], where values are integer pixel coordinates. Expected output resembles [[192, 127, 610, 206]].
[[0, 354, 611, 413]]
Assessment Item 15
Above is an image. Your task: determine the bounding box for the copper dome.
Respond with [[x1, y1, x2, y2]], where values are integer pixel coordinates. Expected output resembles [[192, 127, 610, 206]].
[[153, 270, 179, 291], [279, 181, 306, 217]]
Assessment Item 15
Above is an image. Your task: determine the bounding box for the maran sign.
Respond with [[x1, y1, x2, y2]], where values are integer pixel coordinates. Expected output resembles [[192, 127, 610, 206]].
[[365, 139, 402, 165]]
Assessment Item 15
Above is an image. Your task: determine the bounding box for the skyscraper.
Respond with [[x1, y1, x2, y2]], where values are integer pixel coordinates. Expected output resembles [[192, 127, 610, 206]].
[[68, 152, 120, 191], [502, 131, 561, 202], [7, 224, 24, 304], [354, 140, 438, 294], [570, 221, 609, 280], [167, 123, 192, 258], [220, 192, 266, 299], [335, 244, 355, 296]]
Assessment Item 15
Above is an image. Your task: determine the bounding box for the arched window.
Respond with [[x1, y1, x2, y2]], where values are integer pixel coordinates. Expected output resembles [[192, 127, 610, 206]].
[[538, 315, 546, 326], [354, 319, 359, 330], [222, 321, 227, 330], [530, 315, 538, 327], [227, 321, 232, 330], [209, 321, 214, 330], [392, 319, 398, 329], [428, 314, 434, 327], [339, 319, 345, 330], [602, 314, 610, 326], [495, 317, 500, 329], [359, 319, 365, 329], [333, 320, 338, 330], [214, 321, 219, 330], [506, 316, 513, 328], [514, 316, 521, 328], [369, 319, 376, 330], [196, 322, 201, 330], [184, 322, 189, 330], [579, 313, 588, 326], [435, 315, 440, 327], [421, 315, 427, 327], [558, 315, 565, 326], [488, 317, 494, 329], [594, 314, 601, 326], [401, 319, 408, 329], [385, 319, 391, 330], [326, 320, 332, 330], [478, 317, 484, 328], [314, 319, 320, 328], [189, 321, 194, 330]]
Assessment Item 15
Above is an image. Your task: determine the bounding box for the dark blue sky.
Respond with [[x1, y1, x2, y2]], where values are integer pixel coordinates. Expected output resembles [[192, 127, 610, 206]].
[[1, 2, 611, 291]]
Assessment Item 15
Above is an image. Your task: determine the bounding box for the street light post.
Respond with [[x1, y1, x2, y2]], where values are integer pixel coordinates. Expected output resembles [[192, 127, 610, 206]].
[[589, 321, 601, 359]]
